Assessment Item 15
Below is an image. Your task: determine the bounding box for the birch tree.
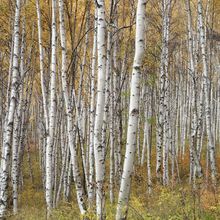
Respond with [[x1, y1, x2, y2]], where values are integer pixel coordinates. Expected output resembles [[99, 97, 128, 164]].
[[36, 0, 49, 134], [0, 0, 21, 217], [116, 1, 147, 219], [198, 0, 217, 184], [185, 0, 203, 183], [45, 0, 57, 213], [11, 19, 27, 214], [93, 0, 107, 218], [88, 9, 97, 205], [58, 0, 87, 214]]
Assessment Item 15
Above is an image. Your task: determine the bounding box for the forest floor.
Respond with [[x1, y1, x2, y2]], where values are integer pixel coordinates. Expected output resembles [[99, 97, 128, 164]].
[[7, 145, 220, 220]]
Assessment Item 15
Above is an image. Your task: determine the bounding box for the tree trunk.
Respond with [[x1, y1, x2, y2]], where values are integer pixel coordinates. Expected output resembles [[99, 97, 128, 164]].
[[116, 1, 147, 219]]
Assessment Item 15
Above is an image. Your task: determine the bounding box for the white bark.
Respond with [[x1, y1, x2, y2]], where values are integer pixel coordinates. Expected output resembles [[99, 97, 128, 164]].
[[157, 0, 171, 185], [0, 0, 21, 217], [185, 0, 203, 181], [36, 0, 49, 131], [93, 0, 107, 218], [198, 0, 217, 184], [58, 0, 86, 214], [116, 1, 147, 219], [88, 10, 97, 205], [11, 19, 26, 214], [45, 0, 57, 213]]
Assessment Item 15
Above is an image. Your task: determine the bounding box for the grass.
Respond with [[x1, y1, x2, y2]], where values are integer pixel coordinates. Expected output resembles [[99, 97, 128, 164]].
[[7, 142, 220, 219]]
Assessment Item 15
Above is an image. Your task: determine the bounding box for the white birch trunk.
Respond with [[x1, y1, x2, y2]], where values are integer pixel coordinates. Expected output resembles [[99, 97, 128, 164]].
[[88, 10, 97, 205], [93, 0, 107, 218], [45, 0, 57, 213], [185, 0, 203, 181], [58, 0, 86, 214], [116, 1, 147, 219], [198, 0, 217, 184], [0, 0, 21, 217], [36, 0, 49, 131], [11, 19, 26, 214]]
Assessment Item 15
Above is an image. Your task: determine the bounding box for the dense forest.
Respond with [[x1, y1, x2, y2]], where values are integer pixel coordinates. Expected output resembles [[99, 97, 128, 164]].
[[0, 0, 220, 219]]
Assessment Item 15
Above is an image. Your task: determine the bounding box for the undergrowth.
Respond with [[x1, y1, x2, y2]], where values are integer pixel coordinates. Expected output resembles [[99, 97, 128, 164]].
[[7, 146, 220, 219]]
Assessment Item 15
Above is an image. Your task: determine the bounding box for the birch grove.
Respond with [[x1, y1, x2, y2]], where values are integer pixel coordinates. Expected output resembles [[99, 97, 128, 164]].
[[0, 0, 220, 219]]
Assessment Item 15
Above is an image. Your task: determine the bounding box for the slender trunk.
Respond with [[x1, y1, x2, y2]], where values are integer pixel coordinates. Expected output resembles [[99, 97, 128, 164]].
[[198, 0, 217, 184], [88, 10, 97, 205], [45, 0, 57, 214], [116, 1, 147, 219], [58, 0, 86, 214], [93, 0, 107, 218], [0, 0, 21, 217]]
